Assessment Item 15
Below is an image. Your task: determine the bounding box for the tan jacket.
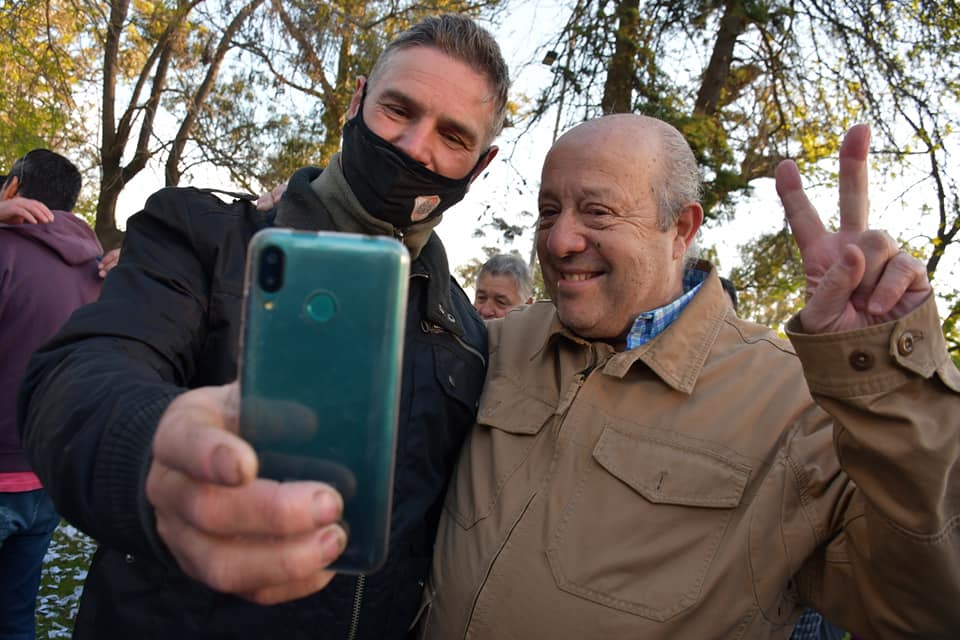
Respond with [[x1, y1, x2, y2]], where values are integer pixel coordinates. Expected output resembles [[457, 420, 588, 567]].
[[421, 267, 960, 639]]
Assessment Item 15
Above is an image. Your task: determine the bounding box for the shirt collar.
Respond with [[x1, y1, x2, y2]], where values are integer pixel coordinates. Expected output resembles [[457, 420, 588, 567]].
[[625, 268, 708, 350], [534, 261, 732, 393]]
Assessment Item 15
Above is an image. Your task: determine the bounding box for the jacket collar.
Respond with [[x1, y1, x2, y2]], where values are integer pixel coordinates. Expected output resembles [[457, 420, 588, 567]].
[[536, 261, 731, 393], [276, 165, 464, 338]]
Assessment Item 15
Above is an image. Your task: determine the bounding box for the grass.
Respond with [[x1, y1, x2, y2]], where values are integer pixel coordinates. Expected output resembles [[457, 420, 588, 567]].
[[36, 521, 95, 638]]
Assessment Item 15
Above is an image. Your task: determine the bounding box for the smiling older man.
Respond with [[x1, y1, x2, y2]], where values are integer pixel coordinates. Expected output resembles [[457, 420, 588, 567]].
[[420, 115, 960, 639]]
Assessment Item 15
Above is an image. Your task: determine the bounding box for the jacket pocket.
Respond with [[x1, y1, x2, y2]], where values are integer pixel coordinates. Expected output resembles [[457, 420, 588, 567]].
[[446, 376, 555, 529], [432, 341, 484, 415], [546, 426, 750, 621]]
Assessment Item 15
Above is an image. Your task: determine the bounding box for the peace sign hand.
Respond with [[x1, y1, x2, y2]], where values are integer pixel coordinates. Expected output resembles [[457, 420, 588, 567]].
[[775, 124, 932, 334]]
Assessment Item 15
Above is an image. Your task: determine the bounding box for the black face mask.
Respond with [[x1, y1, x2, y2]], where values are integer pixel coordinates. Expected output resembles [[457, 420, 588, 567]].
[[340, 98, 487, 229]]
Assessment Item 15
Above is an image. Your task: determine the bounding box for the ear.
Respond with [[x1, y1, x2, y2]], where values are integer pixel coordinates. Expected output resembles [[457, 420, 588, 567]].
[[346, 77, 367, 120], [672, 202, 704, 260], [0, 175, 19, 201], [467, 146, 498, 186]]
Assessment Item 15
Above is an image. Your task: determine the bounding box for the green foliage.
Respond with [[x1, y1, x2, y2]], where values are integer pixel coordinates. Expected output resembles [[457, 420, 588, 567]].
[[729, 228, 806, 331], [0, 0, 87, 170]]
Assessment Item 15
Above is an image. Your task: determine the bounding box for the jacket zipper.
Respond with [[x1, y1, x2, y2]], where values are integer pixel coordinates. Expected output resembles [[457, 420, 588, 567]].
[[346, 574, 365, 640], [452, 332, 486, 368]]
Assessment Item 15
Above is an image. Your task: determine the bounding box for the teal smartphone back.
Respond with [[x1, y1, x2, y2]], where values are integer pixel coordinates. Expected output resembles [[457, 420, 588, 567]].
[[239, 229, 409, 573]]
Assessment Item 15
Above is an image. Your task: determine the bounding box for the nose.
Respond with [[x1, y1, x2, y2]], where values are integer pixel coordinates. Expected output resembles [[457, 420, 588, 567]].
[[542, 210, 588, 259], [395, 122, 433, 169], [474, 300, 496, 320]]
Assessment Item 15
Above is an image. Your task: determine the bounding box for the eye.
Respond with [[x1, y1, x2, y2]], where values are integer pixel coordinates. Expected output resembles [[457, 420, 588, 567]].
[[440, 130, 467, 148], [586, 207, 612, 217], [383, 103, 408, 118], [537, 206, 559, 228]]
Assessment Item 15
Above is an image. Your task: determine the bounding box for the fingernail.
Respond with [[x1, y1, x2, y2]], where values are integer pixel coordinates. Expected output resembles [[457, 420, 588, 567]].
[[211, 444, 242, 485], [313, 490, 342, 524], [319, 525, 347, 558]]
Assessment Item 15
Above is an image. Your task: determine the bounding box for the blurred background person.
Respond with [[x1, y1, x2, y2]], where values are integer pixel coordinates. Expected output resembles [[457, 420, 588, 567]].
[[0, 149, 103, 640], [473, 253, 534, 319]]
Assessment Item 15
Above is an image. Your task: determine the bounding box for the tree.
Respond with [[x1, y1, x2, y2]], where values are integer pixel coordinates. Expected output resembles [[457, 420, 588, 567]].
[[729, 227, 805, 331], [0, 1, 88, 204], [91, 0, 269, 249]]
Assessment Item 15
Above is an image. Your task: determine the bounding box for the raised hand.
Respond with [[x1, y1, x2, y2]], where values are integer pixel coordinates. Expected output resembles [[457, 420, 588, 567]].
[[0, 196, 53, 224], [256, 182, 288, 211], [775, 124, 931, 334], [146, 382, 347, 605]]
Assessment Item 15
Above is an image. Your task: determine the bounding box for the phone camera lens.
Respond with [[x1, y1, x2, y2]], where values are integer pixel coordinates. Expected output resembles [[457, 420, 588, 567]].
[[259, 246, 284, 292]]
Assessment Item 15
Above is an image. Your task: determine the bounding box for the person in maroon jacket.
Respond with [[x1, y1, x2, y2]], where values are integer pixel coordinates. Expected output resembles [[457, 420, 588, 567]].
[[0, 149, 103, 640]]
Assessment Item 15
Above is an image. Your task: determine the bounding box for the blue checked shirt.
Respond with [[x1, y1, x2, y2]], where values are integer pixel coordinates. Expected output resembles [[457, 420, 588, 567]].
[[625, 268, 708, 350]]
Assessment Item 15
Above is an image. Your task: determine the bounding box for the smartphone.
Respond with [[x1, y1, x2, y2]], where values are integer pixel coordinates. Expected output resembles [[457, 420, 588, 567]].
[[238, 228, 409, 573]]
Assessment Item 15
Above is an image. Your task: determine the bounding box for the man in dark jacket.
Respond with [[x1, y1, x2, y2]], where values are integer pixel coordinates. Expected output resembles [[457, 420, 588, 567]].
[[0, 149, 102, 639], [19, 14, 508, 639]]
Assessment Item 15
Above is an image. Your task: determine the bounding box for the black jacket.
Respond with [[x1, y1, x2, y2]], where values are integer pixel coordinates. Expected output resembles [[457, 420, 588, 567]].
[[18, 169, 487, 639]]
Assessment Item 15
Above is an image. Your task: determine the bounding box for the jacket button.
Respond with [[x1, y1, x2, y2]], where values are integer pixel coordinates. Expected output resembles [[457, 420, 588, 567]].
[[897, 331, 917, 356], [125, 554, 136, 564], [849, 350, 875, 371]]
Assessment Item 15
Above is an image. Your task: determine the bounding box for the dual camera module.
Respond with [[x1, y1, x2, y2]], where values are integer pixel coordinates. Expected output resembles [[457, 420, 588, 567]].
[[259, 246, 285, 292]]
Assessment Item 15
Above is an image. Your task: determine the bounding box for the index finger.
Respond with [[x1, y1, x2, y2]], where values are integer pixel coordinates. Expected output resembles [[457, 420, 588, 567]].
[[153, 384, 257, 486], [775, 158, 827, 252], [838, 124, 871, 232]]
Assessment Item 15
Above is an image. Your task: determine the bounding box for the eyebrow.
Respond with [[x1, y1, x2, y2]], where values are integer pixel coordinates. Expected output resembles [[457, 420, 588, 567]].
[[378, 88, 481, 148]]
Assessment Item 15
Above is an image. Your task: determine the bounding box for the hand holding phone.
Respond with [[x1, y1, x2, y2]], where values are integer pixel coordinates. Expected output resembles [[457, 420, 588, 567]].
[[239, 229, 409, 573]]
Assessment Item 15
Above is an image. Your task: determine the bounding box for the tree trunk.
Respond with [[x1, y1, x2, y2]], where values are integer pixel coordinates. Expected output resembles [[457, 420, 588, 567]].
[[694, 0, 749, 116], [601, 0, 640, 114], [94, 165, 125, 250]]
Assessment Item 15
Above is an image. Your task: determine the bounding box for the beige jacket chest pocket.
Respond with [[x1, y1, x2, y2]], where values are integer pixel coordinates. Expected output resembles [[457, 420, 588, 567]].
[[445, 377, 556, 529], [546, 427, 751, 622]]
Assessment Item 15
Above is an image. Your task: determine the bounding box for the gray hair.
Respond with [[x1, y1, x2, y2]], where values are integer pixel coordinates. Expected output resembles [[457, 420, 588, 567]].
[[479, 254, 533, 301], [368, 14, 510, 143], [648, 120, 703, 232]]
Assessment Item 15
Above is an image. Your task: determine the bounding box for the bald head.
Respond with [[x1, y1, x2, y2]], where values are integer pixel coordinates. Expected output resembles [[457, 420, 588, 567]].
[[551, 114, 702, 230]]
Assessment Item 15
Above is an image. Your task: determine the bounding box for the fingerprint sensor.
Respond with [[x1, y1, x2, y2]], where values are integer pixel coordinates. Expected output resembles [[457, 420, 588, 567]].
[[305, 291, 337, 323]]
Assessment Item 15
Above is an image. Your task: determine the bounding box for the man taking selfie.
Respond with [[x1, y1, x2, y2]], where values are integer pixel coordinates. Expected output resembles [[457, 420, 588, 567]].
[[19, 14, 508, 640]]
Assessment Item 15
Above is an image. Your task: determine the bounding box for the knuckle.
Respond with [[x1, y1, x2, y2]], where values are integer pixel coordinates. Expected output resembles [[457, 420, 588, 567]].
[[186, 483, 225, 529], [260, 484, 308, 534], [198, 554, 240, 593], [145, 465, 177, 508], [278, 547, 313, 581], [861, 230, 895, 254]]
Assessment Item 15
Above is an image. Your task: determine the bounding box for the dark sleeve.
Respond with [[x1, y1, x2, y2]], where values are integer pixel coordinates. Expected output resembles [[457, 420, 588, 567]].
[[17, 188, 217, 560]]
